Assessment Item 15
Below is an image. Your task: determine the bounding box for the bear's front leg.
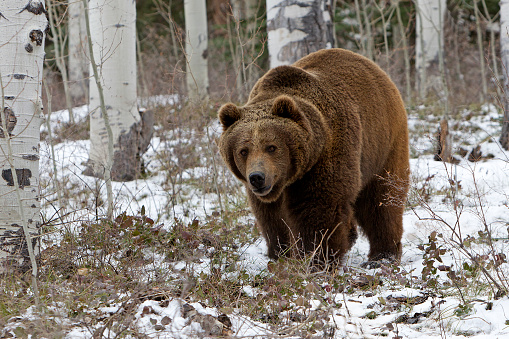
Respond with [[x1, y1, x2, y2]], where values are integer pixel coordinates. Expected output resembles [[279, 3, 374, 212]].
[[286, 196, 357, 267], [247, 192, 290, 259]]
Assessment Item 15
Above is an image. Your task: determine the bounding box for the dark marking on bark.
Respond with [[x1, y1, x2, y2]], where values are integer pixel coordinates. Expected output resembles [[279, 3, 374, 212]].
[[83, 110, 154, 181], [0, 12, 7, 20], [2, 169, 32, 188], [4, 96, 15, 100], [115, 109, 154, 181], [114, 23, 125, 28], [29, 30, 44, 46], [9, 74, 34, 81], [0, 226, 40, 273], [31, 204, 36, 208], [19, 1, 48, 15], [0, 107, 17, 138], [25, 43, 34, 53], [202, 49, 208, 59], [267, 0, 334, 64], [22, 154, 39, 161]]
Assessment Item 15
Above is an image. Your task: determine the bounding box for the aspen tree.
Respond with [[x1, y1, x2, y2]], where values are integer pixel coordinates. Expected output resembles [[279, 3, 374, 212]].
[[0, 0, 47, 273], [184, 0, 209, 101], [415, 0, 446, 98], [68, 0, 88, 105], [266, 0, 334, 68], [84, 0, 153, 188]]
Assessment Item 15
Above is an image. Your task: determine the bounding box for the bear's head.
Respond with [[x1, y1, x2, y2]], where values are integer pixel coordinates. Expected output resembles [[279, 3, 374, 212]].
[[218, 95, 323, 203]]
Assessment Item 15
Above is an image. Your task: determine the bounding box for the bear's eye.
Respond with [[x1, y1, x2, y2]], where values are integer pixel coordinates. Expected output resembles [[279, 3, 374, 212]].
[[266, 145, 277, 153], [239, 149, 248, 157]]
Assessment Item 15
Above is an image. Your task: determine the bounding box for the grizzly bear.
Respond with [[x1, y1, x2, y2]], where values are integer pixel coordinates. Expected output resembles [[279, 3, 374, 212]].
[[218, 48, 409, 266]]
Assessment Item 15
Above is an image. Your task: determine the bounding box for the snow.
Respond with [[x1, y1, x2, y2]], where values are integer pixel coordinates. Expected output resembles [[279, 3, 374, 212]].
[[4, 102, 509, 338]]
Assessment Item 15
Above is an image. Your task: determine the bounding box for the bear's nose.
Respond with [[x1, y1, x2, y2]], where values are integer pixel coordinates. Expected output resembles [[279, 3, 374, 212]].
[[249, 172, 266, 189]]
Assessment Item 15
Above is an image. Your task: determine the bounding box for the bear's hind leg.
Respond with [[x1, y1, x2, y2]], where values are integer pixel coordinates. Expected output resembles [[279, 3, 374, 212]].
[[354, 171, 408, 262]]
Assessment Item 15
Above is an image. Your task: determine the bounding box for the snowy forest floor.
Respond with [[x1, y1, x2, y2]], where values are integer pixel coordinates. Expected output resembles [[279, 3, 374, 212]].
[[2, 100, 509, 338]]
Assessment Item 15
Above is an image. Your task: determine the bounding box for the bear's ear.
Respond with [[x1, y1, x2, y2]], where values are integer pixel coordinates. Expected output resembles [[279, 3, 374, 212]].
[[218, 103, 242, 129], [272, 96, 309, 130]]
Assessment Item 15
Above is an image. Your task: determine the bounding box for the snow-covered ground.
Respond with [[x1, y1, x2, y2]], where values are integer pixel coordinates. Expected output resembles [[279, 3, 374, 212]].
[[3, 102, 509, 338]]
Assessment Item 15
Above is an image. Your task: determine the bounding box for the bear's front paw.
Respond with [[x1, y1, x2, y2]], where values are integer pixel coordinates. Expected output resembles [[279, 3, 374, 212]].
[[360, 258, 395, 269]]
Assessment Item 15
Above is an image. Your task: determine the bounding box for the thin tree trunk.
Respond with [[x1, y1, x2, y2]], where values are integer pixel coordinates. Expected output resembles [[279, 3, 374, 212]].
[[226, 0, 263, 100], [68, 0, 89, 106], [184, 0, 209, 101], [0, 0, 47, 275], [168, 0, 180, 62], [137, 31, 150, 100], [452, 16, 465, 93], [227, 11, 244, 99], [266, 0, 334, 68], [354, 0, 366, 56], [474, 0, 488, 102], [47, 0, 74, 123], [374, 0, 393, 64], [436, 1, 448, 116], [482, 0, 501, 99], [361, 0, 374, 61], [396, 0, 412, 103], [245, 0, 263, 91], [415, 0, 446, 99], [500, 0, 509, 149]]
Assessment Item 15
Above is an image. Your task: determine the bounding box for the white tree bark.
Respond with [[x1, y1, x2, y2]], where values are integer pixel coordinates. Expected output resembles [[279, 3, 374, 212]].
[[0, 0, 47, 271], [500, 0, 509, 149], [415, 0, 446, 98], [184, 0, 209, 101], [68, 0, 89, 105], [266, 0, 334, 68], [86, 0, 142, 181]]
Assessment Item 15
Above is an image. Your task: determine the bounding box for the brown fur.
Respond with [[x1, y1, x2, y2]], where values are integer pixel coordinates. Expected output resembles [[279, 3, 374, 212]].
[[218, 49, 410, 265]]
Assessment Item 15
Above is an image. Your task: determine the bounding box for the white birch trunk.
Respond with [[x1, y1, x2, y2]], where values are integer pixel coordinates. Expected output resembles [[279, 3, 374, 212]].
[[500, 0, 509, 149], [68, 0, 89, 104], [415, 0, 446, 98], [0, 0, 46, 271], [184, 0, 209, 101], [86, 0, 142, 181], [266, 0, 334, 68]]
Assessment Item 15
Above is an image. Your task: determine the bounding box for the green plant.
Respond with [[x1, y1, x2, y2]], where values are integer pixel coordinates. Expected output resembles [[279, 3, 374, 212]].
[[418, 231, 447, 289]]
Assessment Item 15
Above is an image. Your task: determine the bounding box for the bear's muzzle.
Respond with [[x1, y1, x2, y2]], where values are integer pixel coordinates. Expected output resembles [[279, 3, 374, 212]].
[[249, 171, 272, 195]]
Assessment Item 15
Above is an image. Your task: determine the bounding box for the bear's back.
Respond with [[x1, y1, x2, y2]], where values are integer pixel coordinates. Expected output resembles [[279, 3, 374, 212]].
[[294, 49, 405, 118], [249, 49, 405, 123]]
